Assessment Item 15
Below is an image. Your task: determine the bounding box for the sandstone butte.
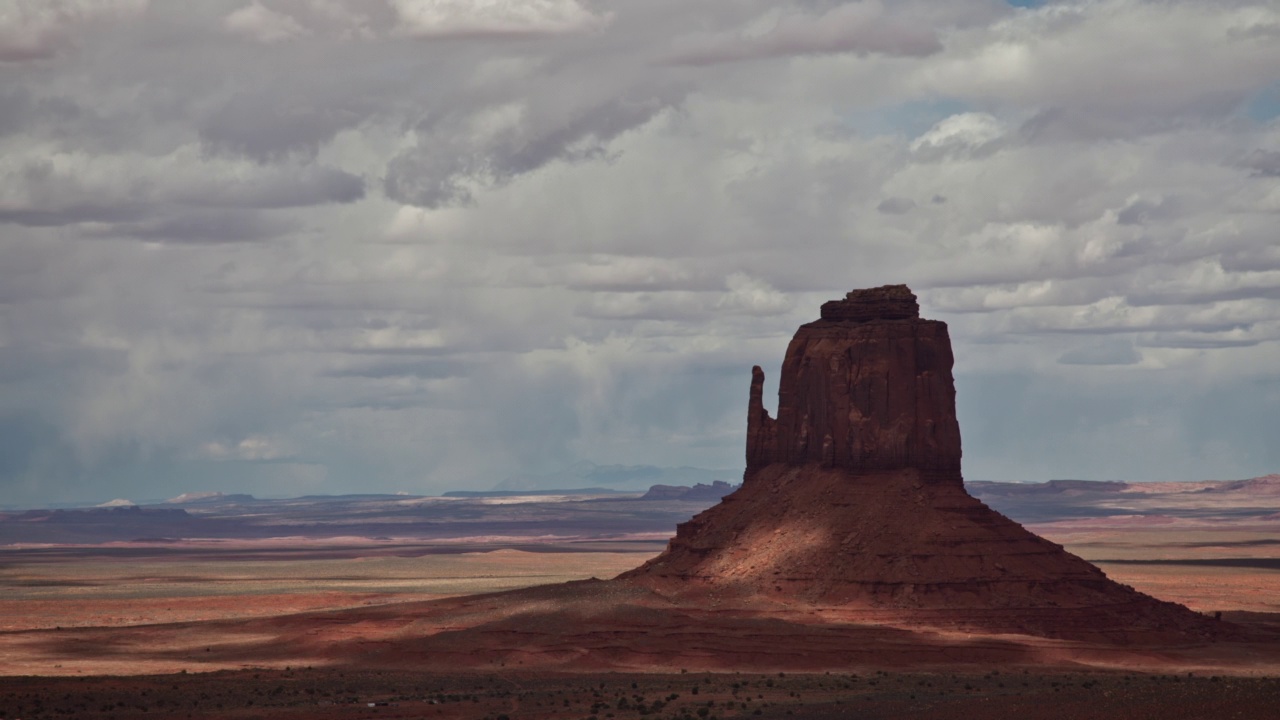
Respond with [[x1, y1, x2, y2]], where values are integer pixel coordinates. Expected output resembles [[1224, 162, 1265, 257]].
[[616, 284, 1220, 642], [386, 285, 1237, 673]]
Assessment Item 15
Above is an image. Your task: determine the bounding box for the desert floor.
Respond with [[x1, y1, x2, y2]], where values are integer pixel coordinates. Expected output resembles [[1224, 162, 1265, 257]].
[[3, 514, 1280, 717], [4, 666, 1280, 720], [1, 541, 663, 633]]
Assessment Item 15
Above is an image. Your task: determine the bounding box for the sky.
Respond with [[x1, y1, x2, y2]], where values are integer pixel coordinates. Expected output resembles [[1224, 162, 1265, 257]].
[[1, 0, 1279, 506]]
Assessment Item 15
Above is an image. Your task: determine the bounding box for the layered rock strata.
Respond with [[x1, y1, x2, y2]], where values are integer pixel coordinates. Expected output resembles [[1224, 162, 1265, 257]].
[[622, 285, 1218, 640]]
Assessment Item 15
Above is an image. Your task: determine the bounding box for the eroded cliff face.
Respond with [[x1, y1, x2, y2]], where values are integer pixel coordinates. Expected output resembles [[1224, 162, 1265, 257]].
[[746, 285, 961, 479]]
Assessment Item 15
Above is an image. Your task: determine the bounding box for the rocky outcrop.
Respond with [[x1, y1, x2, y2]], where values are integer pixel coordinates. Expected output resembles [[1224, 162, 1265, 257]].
[[746, 284, 961, 478], [621, 285, 1221, 641]]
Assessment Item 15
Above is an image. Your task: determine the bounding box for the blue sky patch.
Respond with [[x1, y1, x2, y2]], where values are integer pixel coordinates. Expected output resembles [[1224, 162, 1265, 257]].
[[842, 97, 973, 139], [1246, 81, 1280, 123]]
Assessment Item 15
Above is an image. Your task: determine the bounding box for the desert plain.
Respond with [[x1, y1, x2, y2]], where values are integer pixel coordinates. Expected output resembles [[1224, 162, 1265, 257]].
[[2, 477, 1280, 719]]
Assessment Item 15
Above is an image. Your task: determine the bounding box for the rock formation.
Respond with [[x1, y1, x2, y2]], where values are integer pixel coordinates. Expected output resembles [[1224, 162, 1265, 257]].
[[746, 284, 960, 476], [641, 481, 738, 502], [622, 285, 1219, 640]]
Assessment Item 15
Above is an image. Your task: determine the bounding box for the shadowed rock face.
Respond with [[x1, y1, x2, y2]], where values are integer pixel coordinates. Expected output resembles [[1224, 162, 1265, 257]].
[[748, 284, 960, 477], [622, 285, 1220, 640]]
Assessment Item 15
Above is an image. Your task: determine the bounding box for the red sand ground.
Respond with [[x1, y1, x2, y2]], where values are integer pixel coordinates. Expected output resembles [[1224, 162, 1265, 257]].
[[3, 515, 1280, 718], [3, 562, 1279, 680]]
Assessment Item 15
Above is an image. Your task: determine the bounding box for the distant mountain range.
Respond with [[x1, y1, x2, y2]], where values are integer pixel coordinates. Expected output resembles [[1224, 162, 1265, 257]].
[[1, 475, 1278, 547], [967, 474, 1280, 523]]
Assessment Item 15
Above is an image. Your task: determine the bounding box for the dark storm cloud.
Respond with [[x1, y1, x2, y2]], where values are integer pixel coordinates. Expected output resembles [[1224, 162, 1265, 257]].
[[92, 211, 298, 244], [1128, 285, 1280, 307], [384, 92, 678, 208], [0, 204, 145, 227], [184, 165, 366, 209], [0, 150, 362, 239], [199, 93, 368, 162], [664, 3, 943, 66], [1242, 149, 1280, 177], [876, 197, 916, 214]]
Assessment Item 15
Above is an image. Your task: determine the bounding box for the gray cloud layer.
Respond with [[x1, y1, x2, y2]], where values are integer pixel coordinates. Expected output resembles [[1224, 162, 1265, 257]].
[[1, 0, 1279, 504]]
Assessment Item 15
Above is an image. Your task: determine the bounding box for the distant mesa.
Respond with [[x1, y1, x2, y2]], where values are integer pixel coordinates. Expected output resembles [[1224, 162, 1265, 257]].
[[620, 284, 1219, 640], [165, 492, 255, 504], [443, 488, 625, 498], [640, 480, 738, 502], [1204, 474, 1280, 495]]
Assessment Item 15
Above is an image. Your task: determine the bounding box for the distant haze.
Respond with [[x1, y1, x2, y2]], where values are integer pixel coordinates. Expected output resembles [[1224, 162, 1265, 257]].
[[2, 1, 1278, 506]]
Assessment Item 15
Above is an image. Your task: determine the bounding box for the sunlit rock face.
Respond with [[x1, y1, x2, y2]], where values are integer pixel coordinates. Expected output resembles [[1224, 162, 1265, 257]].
[[747, 284, 961, 479], [621, 285, 1220, 641]]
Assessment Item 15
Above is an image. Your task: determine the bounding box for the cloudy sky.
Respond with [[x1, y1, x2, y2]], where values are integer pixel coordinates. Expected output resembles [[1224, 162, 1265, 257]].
[[2, 0, 1278, 505]]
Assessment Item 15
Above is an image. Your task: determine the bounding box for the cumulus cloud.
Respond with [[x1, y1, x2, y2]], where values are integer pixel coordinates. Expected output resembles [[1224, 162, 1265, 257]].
[[389, 0, 608, 38], [665, 1, 942, 66], [224, 2, 310, 43], [198, 435, 296, 461], [716, 274, 793, 316], [0, 0, 147, 62], [384, 92, 676, 208], [912, 1, 1280, 117], [0, 144, 363, 242], [909, 112, 1006, 160], [1242, 149, 1280, 177], [3, 0, 1280, 504]]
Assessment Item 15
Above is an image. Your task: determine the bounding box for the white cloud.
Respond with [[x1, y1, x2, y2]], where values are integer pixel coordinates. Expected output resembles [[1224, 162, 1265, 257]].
[[716, 274, 792, 316], [0, 143, 363, 235], [0, 0, 148, 62], [224, 2, 310, 44], [199, 435, 295, 461], [389, 0, 608, 38], [909, 112, 1006, 158], [912, 0, 1280, 115]]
